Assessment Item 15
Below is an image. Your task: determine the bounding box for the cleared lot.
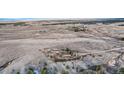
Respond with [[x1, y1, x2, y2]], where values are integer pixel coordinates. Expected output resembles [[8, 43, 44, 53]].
[[0, 20, 124, 74]]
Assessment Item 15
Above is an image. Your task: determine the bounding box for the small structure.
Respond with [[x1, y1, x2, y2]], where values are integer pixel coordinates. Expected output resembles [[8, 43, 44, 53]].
[[41, 48, 80, 62], [68, 24, 88, 32]]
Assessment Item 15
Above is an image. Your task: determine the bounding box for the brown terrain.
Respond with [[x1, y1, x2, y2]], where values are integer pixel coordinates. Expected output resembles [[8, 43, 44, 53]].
[[0, 19, 124, 74]]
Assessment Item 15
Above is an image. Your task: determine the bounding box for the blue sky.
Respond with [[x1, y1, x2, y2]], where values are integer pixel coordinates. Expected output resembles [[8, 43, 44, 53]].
[[0, 18, 38, 21]]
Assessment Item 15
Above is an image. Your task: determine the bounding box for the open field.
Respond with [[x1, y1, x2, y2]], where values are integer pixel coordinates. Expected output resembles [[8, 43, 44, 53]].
[[0, 19, 124, 74]]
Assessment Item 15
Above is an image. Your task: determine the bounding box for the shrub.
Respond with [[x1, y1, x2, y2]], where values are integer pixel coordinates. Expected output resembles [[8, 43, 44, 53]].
[[27, 68, 34, 74], [16, 72, 20, 74], [119, 68, 124, 74], [89, 65, 101, 71], [41, 68, 47, 74]]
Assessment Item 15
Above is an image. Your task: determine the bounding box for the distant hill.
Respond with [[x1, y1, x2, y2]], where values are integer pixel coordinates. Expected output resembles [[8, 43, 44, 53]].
[[0, 18, 124, 24]]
